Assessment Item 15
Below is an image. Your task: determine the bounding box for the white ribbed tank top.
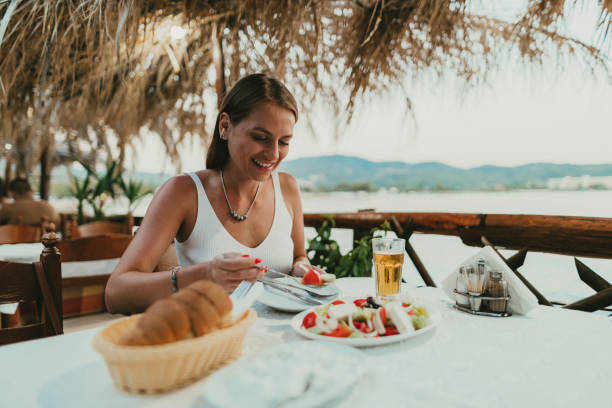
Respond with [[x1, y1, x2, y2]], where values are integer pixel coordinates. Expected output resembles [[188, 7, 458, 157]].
[[174, 171, 294, 273]]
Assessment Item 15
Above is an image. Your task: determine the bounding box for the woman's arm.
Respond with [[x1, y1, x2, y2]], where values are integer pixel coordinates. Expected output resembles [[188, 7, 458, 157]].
[[105, 175, 204, 313], [105, 175, 265, 314]]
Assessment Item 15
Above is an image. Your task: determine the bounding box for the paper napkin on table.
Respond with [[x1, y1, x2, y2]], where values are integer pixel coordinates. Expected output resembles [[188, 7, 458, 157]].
[[441, 246, 538, 315]]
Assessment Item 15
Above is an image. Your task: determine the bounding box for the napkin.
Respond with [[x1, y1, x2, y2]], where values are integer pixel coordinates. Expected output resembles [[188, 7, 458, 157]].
[[230, 281, 263, 323], [0, 302, 19, 314], [441, 246, 538, 315]]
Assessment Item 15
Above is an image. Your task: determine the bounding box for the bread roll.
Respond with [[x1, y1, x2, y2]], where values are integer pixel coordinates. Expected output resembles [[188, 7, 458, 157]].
[[118, 280, 232, 346], [175, 289, 220, 336], [188, 280, 232, 316]]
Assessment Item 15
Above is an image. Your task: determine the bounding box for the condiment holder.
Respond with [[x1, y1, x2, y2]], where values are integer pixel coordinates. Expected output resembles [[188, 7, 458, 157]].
[[454, 259, 512, 317]]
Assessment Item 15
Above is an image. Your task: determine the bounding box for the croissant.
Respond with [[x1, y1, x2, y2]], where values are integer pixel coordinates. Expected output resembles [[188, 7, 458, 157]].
[[119, 280, 233, 346]]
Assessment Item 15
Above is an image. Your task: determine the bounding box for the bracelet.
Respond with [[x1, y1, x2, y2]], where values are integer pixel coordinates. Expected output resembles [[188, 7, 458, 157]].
[[171, 266, 181, 293]]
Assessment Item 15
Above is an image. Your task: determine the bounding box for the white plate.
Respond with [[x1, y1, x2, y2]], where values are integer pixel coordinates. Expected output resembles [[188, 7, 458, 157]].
[[257, 277, 341, 313], [291, 304, 438, 347], [202, 341, 365, 408]]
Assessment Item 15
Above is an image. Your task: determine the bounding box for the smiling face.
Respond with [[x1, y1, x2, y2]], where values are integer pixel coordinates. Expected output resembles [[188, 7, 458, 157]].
[[220, 101, 296, 181]]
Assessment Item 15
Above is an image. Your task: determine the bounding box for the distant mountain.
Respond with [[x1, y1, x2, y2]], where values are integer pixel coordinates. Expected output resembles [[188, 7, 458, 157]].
[[279, 155, 612, 191], [44, 156, 612, 192]]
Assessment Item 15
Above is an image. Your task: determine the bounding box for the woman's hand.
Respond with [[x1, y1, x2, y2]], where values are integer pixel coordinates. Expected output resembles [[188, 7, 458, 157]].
[[291, 260, 325, 277], [206, 252, 266, 292]]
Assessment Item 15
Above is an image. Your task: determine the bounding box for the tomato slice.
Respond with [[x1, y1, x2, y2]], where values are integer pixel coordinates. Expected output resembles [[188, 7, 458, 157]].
[[353, 321, 371, 333], [323, 324, 351, 337], [353, 299, 367, 307], [331, 300, 345, 305], [302, 312, 317, 329], [379, 307, 387, 324], [385, 326, 399, 336], [301, 269, 322, 285]]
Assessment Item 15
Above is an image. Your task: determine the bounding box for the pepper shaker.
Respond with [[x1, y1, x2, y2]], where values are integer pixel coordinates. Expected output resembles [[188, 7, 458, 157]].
[[485, 271, 508, 313]]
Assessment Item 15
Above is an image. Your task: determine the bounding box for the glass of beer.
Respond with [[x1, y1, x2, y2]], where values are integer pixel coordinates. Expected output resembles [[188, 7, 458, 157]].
[[372, 237, 405, 297]]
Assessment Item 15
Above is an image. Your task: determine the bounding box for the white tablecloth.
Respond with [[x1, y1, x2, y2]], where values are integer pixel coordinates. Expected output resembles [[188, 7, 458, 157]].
[[0, 243, 118, 314], [1, 278, 611, 407], [0, 242, 119, 278]]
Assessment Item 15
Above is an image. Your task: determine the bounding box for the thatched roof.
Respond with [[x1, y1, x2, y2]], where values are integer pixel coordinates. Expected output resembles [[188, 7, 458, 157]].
[[0, 0, 610, 172]]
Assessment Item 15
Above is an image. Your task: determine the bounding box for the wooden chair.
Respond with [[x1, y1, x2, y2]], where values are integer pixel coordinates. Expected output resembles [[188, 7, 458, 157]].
[[64, 215, 134, 239], [0, 216, 49, 245], [57, 233, 132, 317], [57, 233, 132, 262], [0, 233, 62, 345]]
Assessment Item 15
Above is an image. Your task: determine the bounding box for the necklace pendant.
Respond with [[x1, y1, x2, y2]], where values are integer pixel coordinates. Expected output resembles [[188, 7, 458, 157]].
[[230, 209, 247, 221], [220, 169, 259, 223]]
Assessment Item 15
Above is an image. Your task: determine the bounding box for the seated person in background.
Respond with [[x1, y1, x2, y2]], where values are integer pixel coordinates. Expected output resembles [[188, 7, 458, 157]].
[[105, 73, 323, 314], [0, 177, 60, 225], [0, 178, 8, 206]]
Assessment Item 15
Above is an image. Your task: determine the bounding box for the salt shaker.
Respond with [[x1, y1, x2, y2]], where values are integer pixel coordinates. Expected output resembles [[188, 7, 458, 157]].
[[465, 265, 484, 311], [485, 271, 508, 313], [477, 259, 487, 287], [455, 267, 469, 307]]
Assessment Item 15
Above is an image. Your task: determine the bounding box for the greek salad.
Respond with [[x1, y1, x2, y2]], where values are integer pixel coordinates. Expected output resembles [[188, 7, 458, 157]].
[[301, 296, 430, 338]]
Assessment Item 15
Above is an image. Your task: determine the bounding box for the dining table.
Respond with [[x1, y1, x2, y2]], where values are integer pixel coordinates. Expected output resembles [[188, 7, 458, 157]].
[[1, 277, 611, 407], [0, 242, 119, 317], [0, 242, 119, 277]]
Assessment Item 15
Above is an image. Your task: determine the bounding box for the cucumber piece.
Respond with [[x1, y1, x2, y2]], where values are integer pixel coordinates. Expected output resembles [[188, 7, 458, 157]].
[[415, 306, 429, 318], [307, 326, 325, 335], [411, 315, 428, 330], [320, 273, 336, 283], [349, 330, 364, 338]]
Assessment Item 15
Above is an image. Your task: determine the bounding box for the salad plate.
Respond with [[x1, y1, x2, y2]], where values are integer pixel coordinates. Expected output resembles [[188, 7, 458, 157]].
[[291, 297, 437, 348], [202, 341, 365, 408], [257, 276, 341, 313]]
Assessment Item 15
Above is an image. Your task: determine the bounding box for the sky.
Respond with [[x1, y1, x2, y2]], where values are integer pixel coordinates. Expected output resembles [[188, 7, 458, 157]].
[[129, 2, 612, 173]]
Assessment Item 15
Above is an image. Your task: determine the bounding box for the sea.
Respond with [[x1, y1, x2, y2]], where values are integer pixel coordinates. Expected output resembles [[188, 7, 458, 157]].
[[53, 189, 612, 310]]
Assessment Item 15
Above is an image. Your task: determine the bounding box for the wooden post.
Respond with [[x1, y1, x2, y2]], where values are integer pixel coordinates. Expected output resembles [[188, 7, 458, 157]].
[[574, 258, 611, 292], [481, 236, 552, 306], [3, 153, 11, 197], [391, 216, 436, 287], [506, 247, 528, 270], [39, 143, 51, 200], [564, 286, 612, 312], [40, 229, 62, 335]]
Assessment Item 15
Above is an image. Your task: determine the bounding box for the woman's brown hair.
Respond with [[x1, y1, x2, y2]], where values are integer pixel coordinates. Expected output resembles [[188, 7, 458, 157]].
[[206, 73, 298, 170]]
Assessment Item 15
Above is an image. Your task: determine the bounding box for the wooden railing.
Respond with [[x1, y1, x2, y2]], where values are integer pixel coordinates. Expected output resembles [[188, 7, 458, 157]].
[[70, 211, 612, 313], [303, 211, 612, 313]]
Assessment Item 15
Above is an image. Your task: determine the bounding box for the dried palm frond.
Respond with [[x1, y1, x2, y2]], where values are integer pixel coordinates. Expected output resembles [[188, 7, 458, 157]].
[[0, 0, 610, 174]]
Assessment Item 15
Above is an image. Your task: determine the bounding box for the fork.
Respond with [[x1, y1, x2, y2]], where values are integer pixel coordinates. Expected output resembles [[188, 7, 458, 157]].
[[258, 279, 324, 305], [263, 268, 339, 298], [261, 275, 338, 298]]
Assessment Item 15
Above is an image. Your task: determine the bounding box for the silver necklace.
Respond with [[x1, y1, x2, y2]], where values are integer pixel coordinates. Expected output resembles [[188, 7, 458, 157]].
[[220, 169, 261, 221]]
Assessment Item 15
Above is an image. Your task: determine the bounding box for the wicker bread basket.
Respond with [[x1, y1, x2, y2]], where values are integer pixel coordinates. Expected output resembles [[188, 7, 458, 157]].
[[93, 308, 257, 394]]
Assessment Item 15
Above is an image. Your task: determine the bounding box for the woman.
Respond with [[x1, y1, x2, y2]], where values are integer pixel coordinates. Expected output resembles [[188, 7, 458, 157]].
[[105, 73, 320, 314]]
